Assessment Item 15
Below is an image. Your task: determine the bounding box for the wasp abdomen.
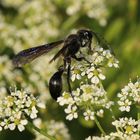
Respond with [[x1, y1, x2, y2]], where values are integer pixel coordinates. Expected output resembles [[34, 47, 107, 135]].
[[49, 70, 63, 100]]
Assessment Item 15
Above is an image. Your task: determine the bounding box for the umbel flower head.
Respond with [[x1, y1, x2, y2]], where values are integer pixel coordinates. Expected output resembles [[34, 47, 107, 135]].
[[117, 78, 140, 112], [86, 134, 140, 140], [57, 84, 113, 121], [57, 43, 118, 121], [112, 117, 140, 135], [86, 117, 140, 140], [0, 87, 42, 132]]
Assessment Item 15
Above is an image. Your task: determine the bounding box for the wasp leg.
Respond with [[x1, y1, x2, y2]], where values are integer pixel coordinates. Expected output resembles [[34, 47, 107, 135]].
[[72, 54, 91, 64], [65, 58, 74, 98], [87, 40, 93, 54]]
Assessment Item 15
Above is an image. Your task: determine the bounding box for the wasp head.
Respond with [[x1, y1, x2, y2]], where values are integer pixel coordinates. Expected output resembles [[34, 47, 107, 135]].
[[77, 29, 93, 47]]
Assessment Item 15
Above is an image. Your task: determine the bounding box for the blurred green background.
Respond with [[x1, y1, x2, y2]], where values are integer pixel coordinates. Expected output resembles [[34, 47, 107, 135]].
[[0, 0, 140, 140]]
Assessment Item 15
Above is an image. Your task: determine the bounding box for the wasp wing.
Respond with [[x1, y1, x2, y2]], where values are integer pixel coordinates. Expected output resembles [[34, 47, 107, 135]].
[[92, 32, 115, 55], [49, 46, 67, 63], [13, 40, 64, 67]]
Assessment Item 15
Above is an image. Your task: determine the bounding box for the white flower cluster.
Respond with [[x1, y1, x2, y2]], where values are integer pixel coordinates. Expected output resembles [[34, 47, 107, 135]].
[[71, 46, 119, 83], [0, 88, 41, 132], [34, 119, 70, 140], [118, 79, 140, 112], [57, 84, 113, 121], [86, 134, 140, 140], [91, 45, 119, 68], [71, 64, 106, 83], [112, 117, 140, 136], [86, 117, 140, 140], [0, 0, 59, 53], [66, 0, 109, 26], [58, 41, 118, 121]]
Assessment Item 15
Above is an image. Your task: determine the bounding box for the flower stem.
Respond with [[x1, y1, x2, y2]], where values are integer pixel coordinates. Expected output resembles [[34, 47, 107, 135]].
[[137, 107, 140, 135], [94, 116, 106, 135], [27, 121, 56, 140]]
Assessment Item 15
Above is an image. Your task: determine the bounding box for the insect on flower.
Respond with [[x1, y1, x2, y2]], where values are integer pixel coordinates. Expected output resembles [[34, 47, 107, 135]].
[[13, 29, 113, 100]]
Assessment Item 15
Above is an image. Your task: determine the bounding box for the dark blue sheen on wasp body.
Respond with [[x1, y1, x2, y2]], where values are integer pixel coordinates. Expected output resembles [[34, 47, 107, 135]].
[[13, 29, 111, 100]]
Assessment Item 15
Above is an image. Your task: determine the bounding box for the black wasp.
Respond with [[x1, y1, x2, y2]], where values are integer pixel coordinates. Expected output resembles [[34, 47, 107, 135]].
[[13, 29, 108, 100]]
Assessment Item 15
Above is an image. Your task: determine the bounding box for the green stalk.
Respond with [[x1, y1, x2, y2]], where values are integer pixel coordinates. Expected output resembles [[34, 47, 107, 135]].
[[94, 116, 106, 135], [137, 107, 140, 135], [27, 121, 56, 140]]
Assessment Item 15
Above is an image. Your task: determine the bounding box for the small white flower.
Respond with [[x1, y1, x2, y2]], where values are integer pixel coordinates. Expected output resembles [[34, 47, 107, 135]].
[[98, 73, 106, 80], [88, 72, 94, 79], [91, 76, 99, 84], [4, 96, 14, 107], [33, 118, 42, 128], [18, 124, 25, 132], [18, 120, 28, 132], [4, 108, 12, 117], [83, 110, 94, 121], [65, 105, 78, 121], [71, 66, 83, 81], [8, 123, 16, 131], [71, 73, 81, 81], [57, 92, 74, 106], [118, 99, 131, 112], [37, 102, 46, 109], [96, 109, 104, 117], [30, 106, 38, 119]]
